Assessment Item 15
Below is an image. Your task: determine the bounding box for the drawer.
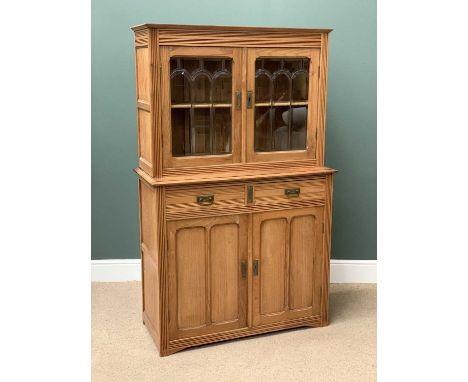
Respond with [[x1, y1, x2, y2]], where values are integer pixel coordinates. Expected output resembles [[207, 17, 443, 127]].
[[165, 182, 245, 220], [251, 176, 326, 208]]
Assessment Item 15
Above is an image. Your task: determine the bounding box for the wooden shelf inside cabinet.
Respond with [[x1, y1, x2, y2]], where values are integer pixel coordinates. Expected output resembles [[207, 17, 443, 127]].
[[132, 23, 335, 357]]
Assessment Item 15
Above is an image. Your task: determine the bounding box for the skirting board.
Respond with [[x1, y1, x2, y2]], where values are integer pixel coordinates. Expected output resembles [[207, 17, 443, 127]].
[[91, 259, 376, 283]]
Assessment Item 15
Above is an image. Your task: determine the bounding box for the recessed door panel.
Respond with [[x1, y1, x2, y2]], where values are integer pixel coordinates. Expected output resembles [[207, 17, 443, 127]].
[[176, 227, 207, 329], [289, 215, 315, 310], [253, 207, 324, 326], [210, 223, 239, 324], [260, 218, 287, 315]]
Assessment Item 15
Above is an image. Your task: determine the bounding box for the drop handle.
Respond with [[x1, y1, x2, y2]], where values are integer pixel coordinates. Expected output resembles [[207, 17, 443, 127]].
[[253, 259, 259, 276], [285, 188, 300, 198], [196, 194, 214, 206], [246, 91, 253, 109], [235, 91, 241, 110], [241, 260, 247, 279]]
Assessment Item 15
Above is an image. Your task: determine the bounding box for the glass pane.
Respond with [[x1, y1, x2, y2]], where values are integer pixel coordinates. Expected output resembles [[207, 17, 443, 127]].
[[212, 75, 231, 103], [254, 107, 271, 152], [170, 57, 233, 156], [272, 106, 290, 150], [273, 73, 290, 102], [254, 57, 309, 152], [292, 71, 308, 102], [191, 108, 211, 155], [213, 108, 232, 154], [171, 108, 190, 157], [171, 72, 190, 104], [255, 73, 271, 103], [192, 73, 211, 103], [291, 107, 307, 150]]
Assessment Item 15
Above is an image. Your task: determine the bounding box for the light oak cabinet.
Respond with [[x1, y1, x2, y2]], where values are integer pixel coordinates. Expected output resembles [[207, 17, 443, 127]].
[[132, 23, 336, 356]]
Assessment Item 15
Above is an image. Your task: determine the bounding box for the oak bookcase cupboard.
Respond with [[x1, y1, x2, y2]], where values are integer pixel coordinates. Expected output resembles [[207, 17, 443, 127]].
[[132, 23, 336, 356]]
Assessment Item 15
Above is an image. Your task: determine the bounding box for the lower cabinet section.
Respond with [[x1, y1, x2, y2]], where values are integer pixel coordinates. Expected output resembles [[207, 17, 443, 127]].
[[165, 207, 326, 348], [139, 173, 333, 356]]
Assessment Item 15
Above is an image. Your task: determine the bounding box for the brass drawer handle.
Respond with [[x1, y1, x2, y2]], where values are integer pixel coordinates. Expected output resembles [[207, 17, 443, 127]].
[[246, 184, 254, 204], [197, 194, 214, 206], [285, 188, 300, 198]]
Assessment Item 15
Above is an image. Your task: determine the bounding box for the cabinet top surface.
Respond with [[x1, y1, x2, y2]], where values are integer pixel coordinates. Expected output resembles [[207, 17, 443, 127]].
[[135, 162, 337, 186], [131, 23, 333, 34]]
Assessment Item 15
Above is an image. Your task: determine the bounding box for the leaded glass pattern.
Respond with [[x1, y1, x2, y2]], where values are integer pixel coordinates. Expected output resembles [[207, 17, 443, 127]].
[[254, 58, 309, 152], [170, 57, 232, 157]]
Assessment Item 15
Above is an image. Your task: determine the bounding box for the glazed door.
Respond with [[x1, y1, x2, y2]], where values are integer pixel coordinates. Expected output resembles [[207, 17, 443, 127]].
[[246, 48, 321, 163], [252, 207, 324, 327], [167, 215, 248, 340], [161, 46, 243, 169]]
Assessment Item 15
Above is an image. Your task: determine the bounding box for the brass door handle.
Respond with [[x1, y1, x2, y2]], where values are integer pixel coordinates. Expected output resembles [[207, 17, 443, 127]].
[[241, 260, 247, 279], [284, 188, 300, 198], [196, 194, 214, 206], [235, 91, 241, 110], [253, 259, 259, 276], [246, 91, 253, 109]]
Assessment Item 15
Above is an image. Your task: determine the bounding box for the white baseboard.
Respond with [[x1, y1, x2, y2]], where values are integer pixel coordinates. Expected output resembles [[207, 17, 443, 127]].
[[329, 260, 377, 283], [92, 259, 376, 283]]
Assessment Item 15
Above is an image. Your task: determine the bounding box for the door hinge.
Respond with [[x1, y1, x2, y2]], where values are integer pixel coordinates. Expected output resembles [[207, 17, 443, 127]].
[[318, 65, 320, 78], [322, 222, 325, 233]]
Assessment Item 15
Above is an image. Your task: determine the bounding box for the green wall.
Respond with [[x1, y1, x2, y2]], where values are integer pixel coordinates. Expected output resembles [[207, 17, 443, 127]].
[[91, 0, 376, 260]]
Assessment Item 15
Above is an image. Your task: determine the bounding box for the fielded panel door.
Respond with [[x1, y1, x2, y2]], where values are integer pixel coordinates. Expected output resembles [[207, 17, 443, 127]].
[[161, 46, 243, 169], [246, 48, 321, 163], [252, 207, 324, 327], [167, 215, 248, 340]]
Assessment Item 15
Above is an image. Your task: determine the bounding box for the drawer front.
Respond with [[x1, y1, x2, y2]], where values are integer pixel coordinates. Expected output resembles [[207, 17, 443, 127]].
[[251, 176, 326, 210], [165, 182, 246, 220]]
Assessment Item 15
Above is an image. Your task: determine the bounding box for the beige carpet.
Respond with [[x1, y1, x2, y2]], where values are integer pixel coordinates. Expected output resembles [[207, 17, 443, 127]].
[[92, 282, 376, 382]]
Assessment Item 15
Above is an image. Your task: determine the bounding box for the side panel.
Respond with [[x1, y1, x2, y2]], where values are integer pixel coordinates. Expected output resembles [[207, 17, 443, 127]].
[[139, 180, 160, 344], [134, 28, 156, 176]]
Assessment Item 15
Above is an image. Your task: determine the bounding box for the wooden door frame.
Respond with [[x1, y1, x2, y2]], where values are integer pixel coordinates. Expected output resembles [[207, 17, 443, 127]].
[[161, 46, 243, 169], [245, 47, 321, 163]]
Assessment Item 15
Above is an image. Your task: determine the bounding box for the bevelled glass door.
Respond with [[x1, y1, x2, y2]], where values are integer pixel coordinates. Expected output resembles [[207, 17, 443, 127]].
[[161, 47, 242, 169], [246, 48, 321, 163]]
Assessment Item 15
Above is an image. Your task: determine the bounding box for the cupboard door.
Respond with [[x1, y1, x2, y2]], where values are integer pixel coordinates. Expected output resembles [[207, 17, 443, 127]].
[[246, 48, 321, 163], [161, 46, 243, 169], [167, 215, 248, 340], [252, 207, 324, 326]]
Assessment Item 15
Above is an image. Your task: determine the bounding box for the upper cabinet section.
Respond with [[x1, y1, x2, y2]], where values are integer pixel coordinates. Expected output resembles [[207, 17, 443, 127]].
[[132, 24, 331, 178]]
